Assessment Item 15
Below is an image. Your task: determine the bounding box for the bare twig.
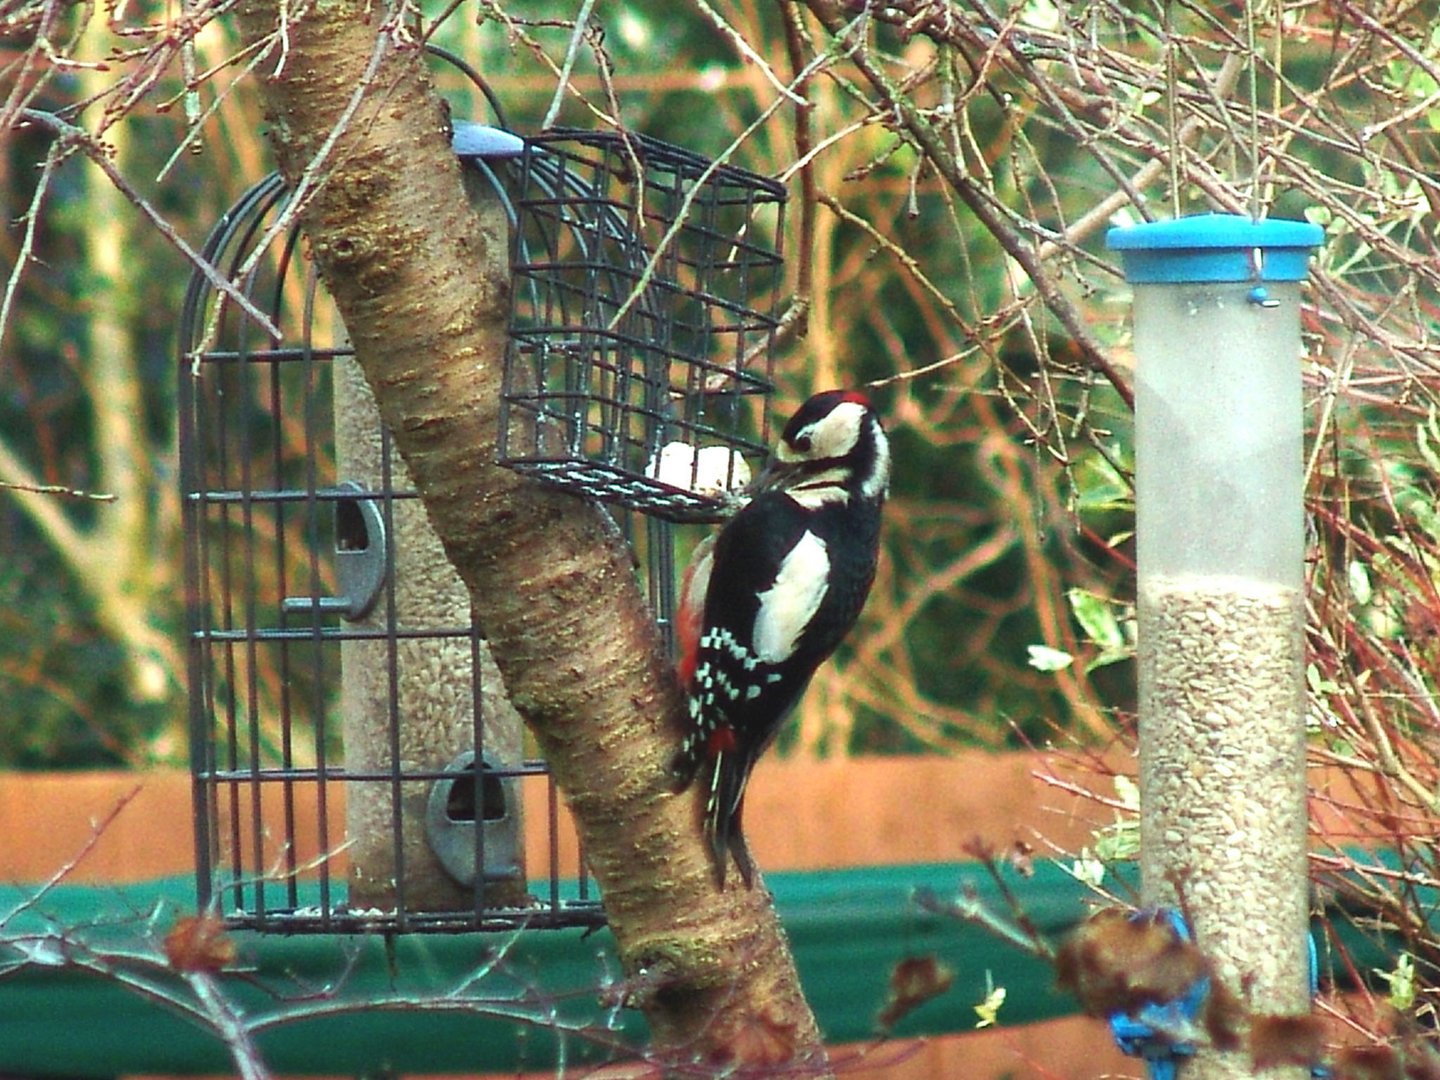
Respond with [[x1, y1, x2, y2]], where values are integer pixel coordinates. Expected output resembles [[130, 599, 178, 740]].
[[0, 786, 142, 927], [540, 0, 598, 130], [18, 109, 283, 343], [0, 479, 117, 502]]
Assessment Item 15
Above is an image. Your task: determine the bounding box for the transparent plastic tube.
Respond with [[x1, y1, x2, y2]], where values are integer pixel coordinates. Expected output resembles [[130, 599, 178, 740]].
[[1134, 280, 1304, 589]]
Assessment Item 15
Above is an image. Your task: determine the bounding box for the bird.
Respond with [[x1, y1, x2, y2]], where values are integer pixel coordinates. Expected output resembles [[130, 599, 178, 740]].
[[669, 389, 890, 886]]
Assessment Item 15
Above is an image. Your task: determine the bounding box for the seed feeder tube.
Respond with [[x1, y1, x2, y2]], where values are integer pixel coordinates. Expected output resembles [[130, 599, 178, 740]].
[[1108, 214, 1322, 1080]]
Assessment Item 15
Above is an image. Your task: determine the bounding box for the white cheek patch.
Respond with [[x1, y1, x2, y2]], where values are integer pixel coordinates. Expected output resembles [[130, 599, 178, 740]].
[[813, 401, 865, 459], [777, 400, 866, 463], [753, 530, 829, 663]]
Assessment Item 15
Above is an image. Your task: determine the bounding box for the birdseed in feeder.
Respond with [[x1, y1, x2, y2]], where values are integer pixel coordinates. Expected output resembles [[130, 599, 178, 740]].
[[1138, 572, 1310, 1074]]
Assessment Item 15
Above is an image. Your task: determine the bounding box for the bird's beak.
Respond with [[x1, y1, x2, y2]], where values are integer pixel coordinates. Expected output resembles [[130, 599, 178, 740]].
[[750, 456, 801, 495]]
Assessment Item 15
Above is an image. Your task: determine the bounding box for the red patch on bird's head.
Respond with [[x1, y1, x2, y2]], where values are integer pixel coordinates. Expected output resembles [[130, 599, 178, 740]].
[[838, 389, 871, 407], [706, 725, 739, 755]]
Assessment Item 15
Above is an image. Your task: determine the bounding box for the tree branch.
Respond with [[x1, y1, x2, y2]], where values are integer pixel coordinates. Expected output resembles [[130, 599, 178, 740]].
[[229, 0, 830, 1071], [802, 1, 1134, 408]]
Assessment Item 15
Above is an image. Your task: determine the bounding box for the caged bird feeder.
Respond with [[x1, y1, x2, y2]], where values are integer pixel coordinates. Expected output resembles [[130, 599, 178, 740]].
[[181, 88, 789, 933], [499, 128, 788, 524], [1108, 214, 1323, 1078], [179, 118, 613, 934]]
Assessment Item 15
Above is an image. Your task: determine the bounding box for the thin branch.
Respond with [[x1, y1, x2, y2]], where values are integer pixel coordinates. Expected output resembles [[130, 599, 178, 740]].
[[185, 973, 274, 1080], [540, 0, 598, 130], [603, 14, 865, 341], [189, 23, 393, 361], [0, 426, 93, 579], [0, 143, 61, 353], [18, 109, 283, 342], [803, 3, 1134, 408], [0, 786, 142, 928], [690, 0, 806, 105], [0, 479, 117, 502]]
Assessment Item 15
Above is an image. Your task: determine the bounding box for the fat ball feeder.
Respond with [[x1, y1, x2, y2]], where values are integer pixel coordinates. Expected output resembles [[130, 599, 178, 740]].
[[498, 128, 787, 525]]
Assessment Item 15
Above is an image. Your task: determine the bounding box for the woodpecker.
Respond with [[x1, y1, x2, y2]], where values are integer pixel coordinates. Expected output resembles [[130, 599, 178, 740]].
[[669, 389, 890, 887]]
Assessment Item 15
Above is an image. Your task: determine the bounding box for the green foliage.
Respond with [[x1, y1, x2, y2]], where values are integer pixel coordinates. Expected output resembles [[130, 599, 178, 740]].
[[0, 547, 170, 767]]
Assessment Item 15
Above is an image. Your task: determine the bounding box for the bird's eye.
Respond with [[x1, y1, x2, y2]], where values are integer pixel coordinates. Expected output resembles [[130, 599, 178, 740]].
[[792, 434, 813, 453]]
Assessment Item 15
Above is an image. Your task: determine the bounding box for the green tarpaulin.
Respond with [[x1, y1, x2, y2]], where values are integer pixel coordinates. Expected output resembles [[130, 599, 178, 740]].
[[0, 862, 1390, 1077]]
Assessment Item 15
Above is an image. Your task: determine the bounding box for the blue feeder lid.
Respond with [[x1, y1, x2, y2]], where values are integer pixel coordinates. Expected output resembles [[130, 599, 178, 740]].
[[451, 121, 525, 159], [1107, 213, 1323, 284]]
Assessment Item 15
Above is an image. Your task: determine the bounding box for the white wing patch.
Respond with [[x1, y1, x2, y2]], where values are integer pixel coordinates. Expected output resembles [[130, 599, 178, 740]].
[[753, 530, 829, 664]]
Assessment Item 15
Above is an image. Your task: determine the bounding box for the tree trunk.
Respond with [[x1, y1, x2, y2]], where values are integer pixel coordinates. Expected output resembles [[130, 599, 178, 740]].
[[229, 4, 830, 1073]]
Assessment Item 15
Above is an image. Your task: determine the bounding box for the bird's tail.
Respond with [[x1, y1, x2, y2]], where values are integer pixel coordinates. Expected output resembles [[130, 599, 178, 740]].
[[704, 749, 756, 888]]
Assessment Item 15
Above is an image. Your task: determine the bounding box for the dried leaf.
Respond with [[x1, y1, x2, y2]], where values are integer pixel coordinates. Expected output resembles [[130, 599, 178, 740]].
[[716, 1010, 801, 1069], [1201, 977, 1245, 1052], [1055, 907, 1207, 1018], [877, 954, 956, 1030], [164, 914, 236, 973], [1332, 1045, 1403, 1080], [1249, 1014, 1324, 1070]]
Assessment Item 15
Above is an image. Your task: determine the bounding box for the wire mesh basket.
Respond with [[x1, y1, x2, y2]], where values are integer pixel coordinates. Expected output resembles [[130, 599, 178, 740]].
[[500, 129, 788, 523], [179, 151, 606, 934]]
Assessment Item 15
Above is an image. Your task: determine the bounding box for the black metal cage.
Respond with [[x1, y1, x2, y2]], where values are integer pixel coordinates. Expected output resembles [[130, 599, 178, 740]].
[[500, 129, 787, 523], [179, 161, 605, 934], [181, 115, 787, 934]]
